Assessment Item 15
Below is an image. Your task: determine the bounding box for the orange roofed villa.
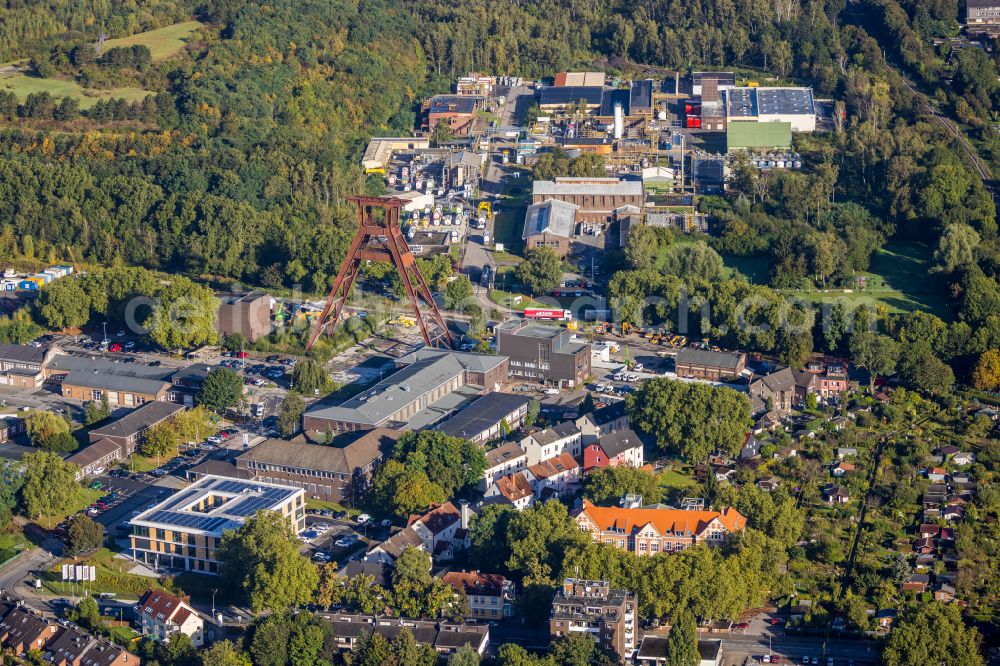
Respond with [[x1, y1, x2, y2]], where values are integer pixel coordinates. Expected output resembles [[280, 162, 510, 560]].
[[574, 500, 747, 555]]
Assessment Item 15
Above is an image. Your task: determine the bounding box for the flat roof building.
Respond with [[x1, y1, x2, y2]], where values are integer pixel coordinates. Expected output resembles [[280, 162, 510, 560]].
[[303, 350, 508, 434], [130, 475, 305, 574], [437, 392, 532, 445], [218, 291, 272, 342], [550, 579, 637, 660], [496, 320, 590, 388], [361, 137, 431, 173], [725, 87, 816, 132], [555, 72, 606, 87], [967, 0, 1000, 29], [538, 86, 605, 112]]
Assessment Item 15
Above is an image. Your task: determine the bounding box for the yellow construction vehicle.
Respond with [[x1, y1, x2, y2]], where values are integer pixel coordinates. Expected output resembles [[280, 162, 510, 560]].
[[477, 201, 492, 218], [621, 322, 632, 335]]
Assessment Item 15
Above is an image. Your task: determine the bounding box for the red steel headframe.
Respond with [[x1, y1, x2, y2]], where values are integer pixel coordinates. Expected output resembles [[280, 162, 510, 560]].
[[305, 195, 453, 351]]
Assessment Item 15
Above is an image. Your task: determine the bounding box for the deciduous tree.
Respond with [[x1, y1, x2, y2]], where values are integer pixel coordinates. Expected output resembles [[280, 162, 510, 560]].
[[217, 511, 318, 613], [19, 451, 80, 520], [198, 368, 243, 413]]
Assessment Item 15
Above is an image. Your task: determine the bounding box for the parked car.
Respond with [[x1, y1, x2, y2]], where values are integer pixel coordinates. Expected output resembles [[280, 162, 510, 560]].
[[108, 343, 122, 353], [356, 513, 371, 524]]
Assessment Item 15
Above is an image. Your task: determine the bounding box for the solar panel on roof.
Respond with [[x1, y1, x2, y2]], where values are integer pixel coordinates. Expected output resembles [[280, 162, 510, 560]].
[[215, 479, 248, 493]]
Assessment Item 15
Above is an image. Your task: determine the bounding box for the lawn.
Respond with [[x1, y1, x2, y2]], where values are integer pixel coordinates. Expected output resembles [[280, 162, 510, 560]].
[[100, 20, 203, 61], [41, 547, 172, 599], [722, 241, 951, 319], [488, 289, 547, 311], [492, 206, 525, 255], [0, 530, 29, 566], [36, 487, 105, 529], [659, 469, 697, 490], [721, 253, 771, 284], [0, 74, 153, 109], [306, 498, 359, 516], [121, 454, 162, 473]]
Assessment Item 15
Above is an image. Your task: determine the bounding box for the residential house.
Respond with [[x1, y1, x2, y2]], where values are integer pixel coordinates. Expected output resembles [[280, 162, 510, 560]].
[[46, 625, 137, 666], [480, 442, 528, 492], [574, 501, 746, 555], [366, 528, 426, 565], [582, 427, 644, 471], [137, 588, 205, 647], [757, 476, 781, 492], [918, 524, 940, 539], [550, 579, 637, 661], [874, 608, 897, 630], [338, 560, 392, 587], [952, 451, 975, 466], [324, 613, 489, 656], [484, 473, 535, 510], [927, 468, 948, 483], [441, 571, 515, 619], [836, 447, 858, 460], [822, 485, 850, 504], [804, 360, 849, 398], [934, 583, 956, 603], [913, 537, 935, 555], [0, 607, 61, 655], [901, 573, 930, 593], [831, 461, 856, 477], [739, 434, 760, 460], [399, 501, 470, 563], [519, 422, 581, 466], [524, 452, 579, 500], [576, 401, 628, 445], [748, 367, 795, 415]]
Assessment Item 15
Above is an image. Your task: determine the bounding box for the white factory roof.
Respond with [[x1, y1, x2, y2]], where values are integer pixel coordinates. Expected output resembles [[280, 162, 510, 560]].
[[523, 200, 578, 239], [532, 177, 643, 197]]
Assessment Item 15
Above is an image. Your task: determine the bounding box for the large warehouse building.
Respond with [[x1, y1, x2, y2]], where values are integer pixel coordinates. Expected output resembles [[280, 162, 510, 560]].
[[725, 87, 816, 132]]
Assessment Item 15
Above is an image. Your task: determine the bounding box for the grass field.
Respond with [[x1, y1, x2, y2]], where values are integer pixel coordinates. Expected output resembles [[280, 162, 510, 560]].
[[35, 487, 104, 528], [721, 241, 951, 319], [42, 547, 171, 599], [488, 289, 548, 311], [100, 20, 203, 61], [492, 207, 525, 254], [659, 469, 697, 490], [0, 74, 152, 109]]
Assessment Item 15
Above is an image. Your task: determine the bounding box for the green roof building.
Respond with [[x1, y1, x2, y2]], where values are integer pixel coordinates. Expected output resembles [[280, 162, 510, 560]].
[[726, 121, 792, 151]]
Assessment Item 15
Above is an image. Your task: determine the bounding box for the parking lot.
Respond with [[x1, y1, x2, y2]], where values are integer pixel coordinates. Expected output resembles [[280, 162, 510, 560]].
[[298, 511, 390, 565]]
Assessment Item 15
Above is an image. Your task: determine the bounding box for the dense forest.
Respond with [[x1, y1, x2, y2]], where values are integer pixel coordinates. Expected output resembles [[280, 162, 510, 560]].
[[0, 0, 995, 340]]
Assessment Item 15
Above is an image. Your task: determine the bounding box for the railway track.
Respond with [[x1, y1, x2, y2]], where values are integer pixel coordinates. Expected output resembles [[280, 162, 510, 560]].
[[892, 67, 996, 198]]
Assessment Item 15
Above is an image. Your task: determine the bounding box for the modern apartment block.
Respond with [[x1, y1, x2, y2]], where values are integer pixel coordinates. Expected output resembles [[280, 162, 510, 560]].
[[495, 320, 590, 388], [549, 578, 637, 660], [130, 475, 305, 574]]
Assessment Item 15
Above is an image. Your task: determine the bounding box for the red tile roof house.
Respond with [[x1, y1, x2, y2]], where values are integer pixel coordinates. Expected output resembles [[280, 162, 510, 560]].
[[927, 467, 948, 482], [137, 588, 205, 647], [484, 473, 535, 511], [441, 571, 515, 619], [901, 573, 930, 593], [583, 427, 644, 472], [573, 500, 746, 556], [918, 524, 940, 539], [523, 452, 580, 500]]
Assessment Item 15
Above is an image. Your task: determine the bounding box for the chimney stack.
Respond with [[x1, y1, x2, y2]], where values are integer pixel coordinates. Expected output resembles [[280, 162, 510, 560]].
[[459, 500, 472, 529]]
